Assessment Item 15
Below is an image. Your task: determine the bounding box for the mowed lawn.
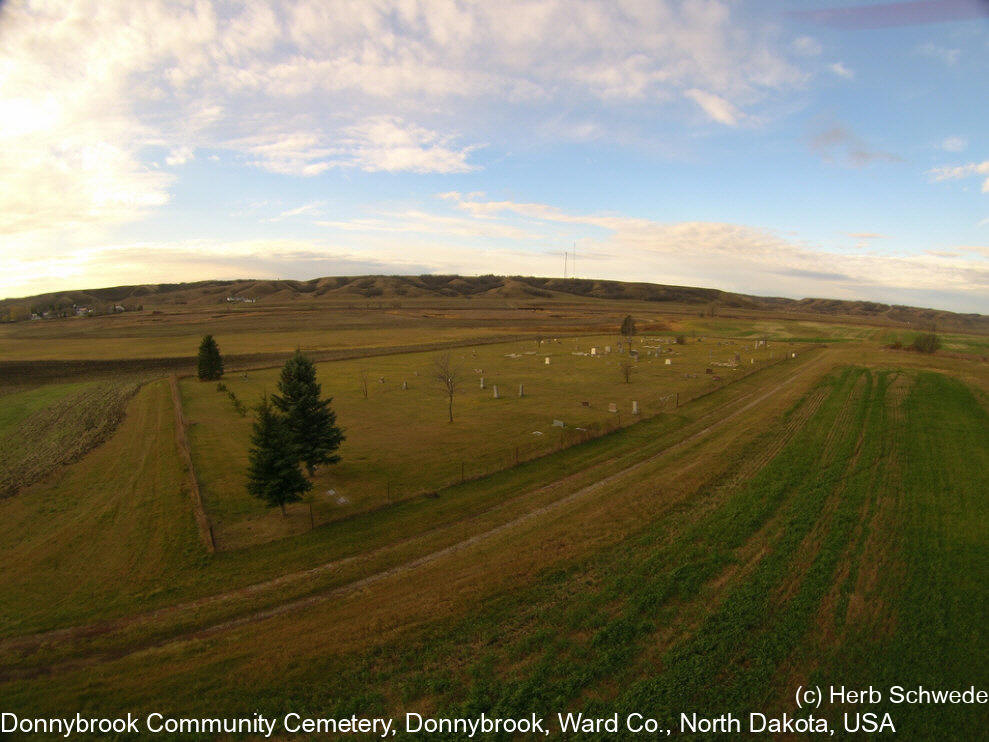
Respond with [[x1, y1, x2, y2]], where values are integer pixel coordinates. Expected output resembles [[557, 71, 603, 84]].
[[180, 334, 789, 548]]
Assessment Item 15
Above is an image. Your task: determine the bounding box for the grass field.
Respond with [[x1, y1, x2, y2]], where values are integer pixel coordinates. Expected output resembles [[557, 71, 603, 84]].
[[1, 358, 985, 739], [0, 300, 985, 740], [180, 334, 792, 548]]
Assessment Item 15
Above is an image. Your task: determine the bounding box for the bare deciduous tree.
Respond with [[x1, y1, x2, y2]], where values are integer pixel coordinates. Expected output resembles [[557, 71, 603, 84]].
[[619, 359, 634, 384], [433, 352, 461, 423]]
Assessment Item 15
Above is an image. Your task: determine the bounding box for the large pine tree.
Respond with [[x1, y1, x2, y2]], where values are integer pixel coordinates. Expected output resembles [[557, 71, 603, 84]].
[[197, 335, 224, 380], [246, 395, 311, 515], [273, 350, 345, 475]]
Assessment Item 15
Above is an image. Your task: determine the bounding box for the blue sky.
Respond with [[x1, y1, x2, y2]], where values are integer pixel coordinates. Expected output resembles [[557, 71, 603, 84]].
[[1, 1, 987, 312]]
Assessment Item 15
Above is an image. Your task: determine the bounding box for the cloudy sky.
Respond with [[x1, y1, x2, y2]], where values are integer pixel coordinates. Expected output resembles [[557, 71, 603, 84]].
[[1, 0, 987, 311]]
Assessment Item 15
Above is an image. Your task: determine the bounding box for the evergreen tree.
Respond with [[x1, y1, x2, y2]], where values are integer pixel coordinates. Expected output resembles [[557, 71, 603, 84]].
[[620, 314, 636, 343], [246, 395, 311, 515], [197, 335, 224, 380], [273, 350, 345, 475]]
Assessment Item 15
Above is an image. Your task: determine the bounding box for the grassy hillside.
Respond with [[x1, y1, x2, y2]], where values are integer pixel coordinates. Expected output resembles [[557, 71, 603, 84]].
[[4, 274, 986, 333]]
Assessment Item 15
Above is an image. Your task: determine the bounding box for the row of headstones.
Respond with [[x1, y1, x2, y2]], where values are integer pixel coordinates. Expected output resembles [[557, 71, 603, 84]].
[[552, 399, 641, 430], [480, 378, 526, 398]]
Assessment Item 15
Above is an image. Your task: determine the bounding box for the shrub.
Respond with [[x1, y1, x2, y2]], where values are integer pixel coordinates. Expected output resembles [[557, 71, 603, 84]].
[[911, 333, 941, 354]]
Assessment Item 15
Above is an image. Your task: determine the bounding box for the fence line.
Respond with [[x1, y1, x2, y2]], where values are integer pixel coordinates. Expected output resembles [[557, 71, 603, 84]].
[[169, 375, 216, 553]]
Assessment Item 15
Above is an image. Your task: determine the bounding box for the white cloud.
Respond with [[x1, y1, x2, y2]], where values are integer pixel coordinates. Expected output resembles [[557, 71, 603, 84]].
[[917, 42, 961, 66], [829, 62, 855, 79], [940, 136, 968, 153], [684, 89, 745, 126], [791, 36, 823, 56], [425, 194, 989, 309], [0, 0, 808, 244], [928, 160, 989, 193], [340, 118, 479, 174], [848, 232, 885, 249], [267, 202, 326, 221], [4, 194, 986, 312], [165, 146, 195, 166], [226, 118, 479, 176]]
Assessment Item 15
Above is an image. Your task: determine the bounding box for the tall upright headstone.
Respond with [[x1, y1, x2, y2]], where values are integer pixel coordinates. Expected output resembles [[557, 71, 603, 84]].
[[480, 377, 485, 389], [518, 383, 524, 397], [632, 400, 639, 415], [544, 357, 551, 365], [493, 385, 499, 399]]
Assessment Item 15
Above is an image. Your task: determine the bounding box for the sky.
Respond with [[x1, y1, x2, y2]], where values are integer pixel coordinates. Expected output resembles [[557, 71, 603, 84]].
[[1, 0, 987, 312]]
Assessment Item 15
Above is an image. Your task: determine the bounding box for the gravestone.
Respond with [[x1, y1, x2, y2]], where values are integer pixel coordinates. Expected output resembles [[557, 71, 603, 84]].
[[590, 347, 597, 355], [480, 377, 485, 389], [605, 345, 611, 353], [632, 400, 639, 415], [493, 385, 499, 399], [552, 419, 564, 428], [545, 357, 550, 364], [402, 380, 408, 390], [665, 358, 672, 365], [706, 368, 713, 374], [608, 402, 618, 413], [518, 383, 524, 398]]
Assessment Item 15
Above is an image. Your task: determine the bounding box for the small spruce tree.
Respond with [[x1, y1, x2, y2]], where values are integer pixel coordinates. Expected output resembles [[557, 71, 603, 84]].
[[247, 395, 311, 515], [197, 335, 224, 380], [620, 314, 636, 346], [273, 350, 345, 475]]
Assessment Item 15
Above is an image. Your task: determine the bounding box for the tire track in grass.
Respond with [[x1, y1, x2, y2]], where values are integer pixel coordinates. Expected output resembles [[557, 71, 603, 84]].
[[601, 367, 881, 725], [613, 381, 836, 680], [415, 365, 858, 725], [770, 369, 872, 609], [768, 370, 903, 707]]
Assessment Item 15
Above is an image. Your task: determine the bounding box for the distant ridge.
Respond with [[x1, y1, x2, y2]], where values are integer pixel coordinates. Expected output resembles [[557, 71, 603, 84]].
[[3, 274, 986, 332]]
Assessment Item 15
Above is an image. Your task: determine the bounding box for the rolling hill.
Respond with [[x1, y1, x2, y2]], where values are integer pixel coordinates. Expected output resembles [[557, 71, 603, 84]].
[[3, 274, 987, 332]]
